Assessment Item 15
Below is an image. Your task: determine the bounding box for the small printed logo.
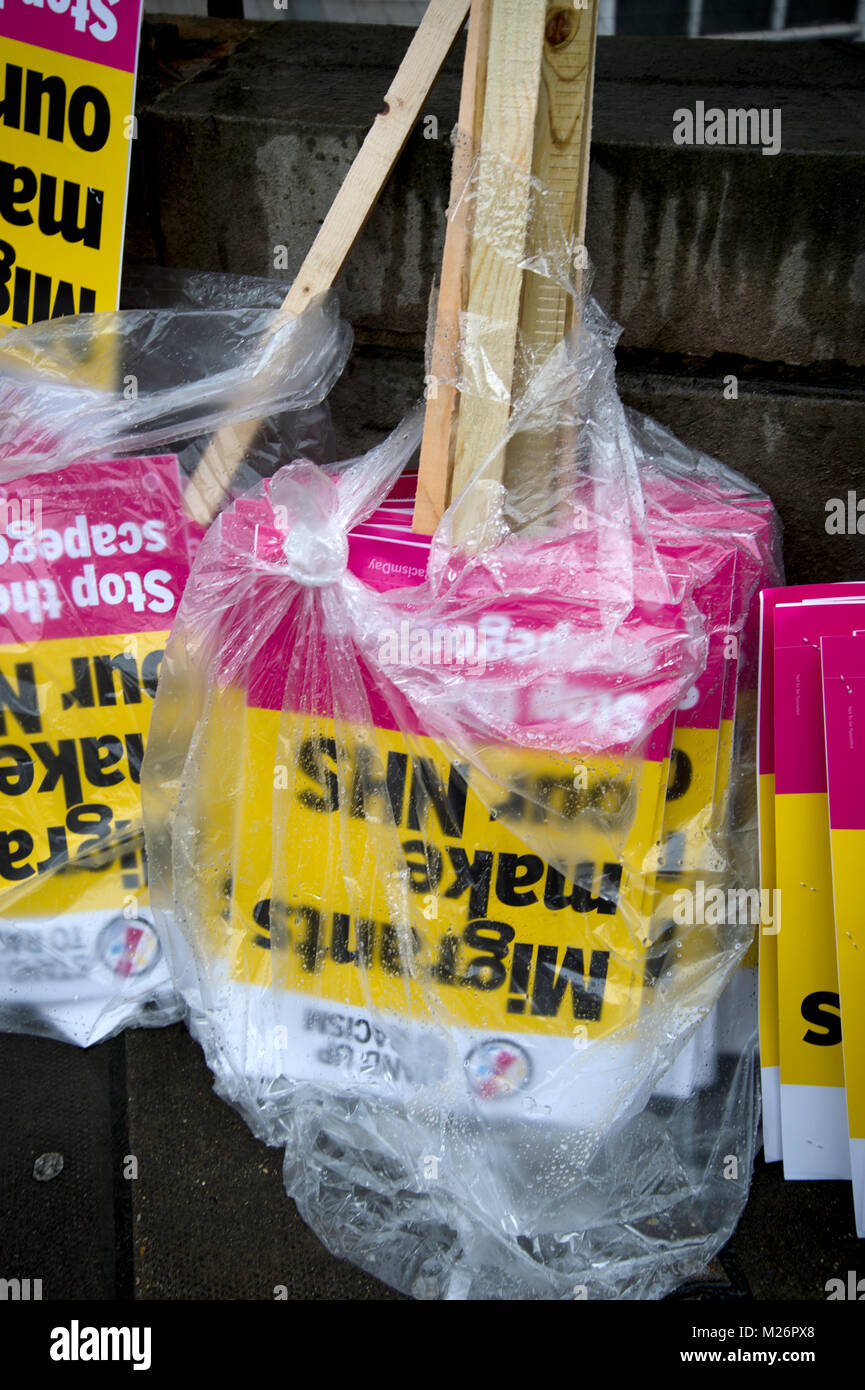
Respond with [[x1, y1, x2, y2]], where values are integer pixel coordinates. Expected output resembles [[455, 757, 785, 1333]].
[[97, 918, 160, 978], [465, 1039, 531, 1100], [50, 1321, 152, 1371]]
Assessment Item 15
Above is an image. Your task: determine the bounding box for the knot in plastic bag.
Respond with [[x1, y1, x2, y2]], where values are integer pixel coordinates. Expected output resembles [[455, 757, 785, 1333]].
[[272, 460, 349, 588], [282, 518, 348, 586]]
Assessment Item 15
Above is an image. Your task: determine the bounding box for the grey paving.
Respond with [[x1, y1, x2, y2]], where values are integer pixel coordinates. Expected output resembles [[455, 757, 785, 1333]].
[[2, 1022, 861, 1301]]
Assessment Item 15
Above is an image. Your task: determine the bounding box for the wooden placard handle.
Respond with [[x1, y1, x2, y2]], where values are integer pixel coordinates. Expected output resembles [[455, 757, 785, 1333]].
[[504, 1, 600, 508], [412, 0, 599, 540], [412, 0, 493, 536], [183, 0, 471, 527]]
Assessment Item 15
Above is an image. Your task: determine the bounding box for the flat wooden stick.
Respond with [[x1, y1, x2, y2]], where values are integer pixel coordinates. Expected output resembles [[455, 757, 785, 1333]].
[[412, 0, 599, 540], [412, 0, 493, 536], [446, 0, 548, 524], [504, 0, 599, 504], [183, 0, 471, 527]]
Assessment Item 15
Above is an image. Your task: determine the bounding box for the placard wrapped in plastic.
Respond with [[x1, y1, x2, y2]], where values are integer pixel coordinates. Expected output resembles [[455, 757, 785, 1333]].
[[0, 275, 351, 1043], [142, 196, 782, 1296]]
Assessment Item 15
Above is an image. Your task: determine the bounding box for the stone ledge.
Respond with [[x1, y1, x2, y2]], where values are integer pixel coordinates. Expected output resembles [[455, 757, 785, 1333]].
[[325, 343, 865, 587]]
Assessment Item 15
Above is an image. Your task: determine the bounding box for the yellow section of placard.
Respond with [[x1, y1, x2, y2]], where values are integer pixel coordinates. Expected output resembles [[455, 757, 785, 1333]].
[[829, 828, 865, 1139], [775, 791, 844, 1090], [648, 719, 746, 993], [7, 832, 148, 917], [0, 632, 167, 904], [662, 721, 735, 874], [0, 35, 134, 333], [184, 698, 673, 1041]]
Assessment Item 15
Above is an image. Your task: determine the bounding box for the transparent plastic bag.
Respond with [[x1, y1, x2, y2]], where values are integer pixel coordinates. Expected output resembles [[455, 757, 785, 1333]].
[[0, 275, 351, 1045], [143, 298, 781, 1300], [142, 152, 782, 1296], [0, 288, 350, 495]]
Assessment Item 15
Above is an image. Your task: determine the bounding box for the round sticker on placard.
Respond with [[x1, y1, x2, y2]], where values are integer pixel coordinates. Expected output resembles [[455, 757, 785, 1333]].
[[97, 917, 160, 978], [464, 1039, 531, 1100]]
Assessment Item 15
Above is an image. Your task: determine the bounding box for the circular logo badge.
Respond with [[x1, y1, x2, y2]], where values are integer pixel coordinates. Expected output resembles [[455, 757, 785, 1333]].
[[464, 1039, 531, 1100], [97, 917, 160, 978]]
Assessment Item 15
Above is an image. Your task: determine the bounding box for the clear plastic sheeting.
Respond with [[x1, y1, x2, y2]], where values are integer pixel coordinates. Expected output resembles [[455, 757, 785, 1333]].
[[0, 839, 181, 1047], [142, 175, 782, 1295], [0, 289, 351, 490], [0, 274, 351, 1045]]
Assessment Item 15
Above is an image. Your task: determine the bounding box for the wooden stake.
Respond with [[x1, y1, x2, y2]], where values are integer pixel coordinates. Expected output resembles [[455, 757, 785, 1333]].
[[412, 0, 599, 540], [504, 0, 599, 504], [183, 0, 471, 528], [412, 0, 493, 536], [446, 0, 548, 521]]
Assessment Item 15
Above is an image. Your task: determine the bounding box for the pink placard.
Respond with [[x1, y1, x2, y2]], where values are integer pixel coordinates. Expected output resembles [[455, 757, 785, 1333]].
[[205, 507, 683, 762], [821, 632, 865, 831], [774, 598, 865, 796], [1, 0, 142, 76], [0, 455, 195, 645], [758, 583, 865, 776]]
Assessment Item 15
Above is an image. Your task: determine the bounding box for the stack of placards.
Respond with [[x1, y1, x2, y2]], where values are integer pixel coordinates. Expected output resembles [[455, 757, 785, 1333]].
[[158, 427, 780, 1120], [758, 583, 865, 1235], [0, 455, 201, 1043]]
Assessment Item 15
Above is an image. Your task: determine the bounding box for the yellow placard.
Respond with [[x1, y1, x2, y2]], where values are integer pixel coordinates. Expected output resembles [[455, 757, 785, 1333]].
[[0, 7, 142, 331], [0, 630, 167, 906], [829, 828, 865, 1139], [775, 791, 844, 1090], [758, 769, 779, 1068], [180, 698, 674, 1042], [649, 718, 746, 995], [7, 830, 147, 918]]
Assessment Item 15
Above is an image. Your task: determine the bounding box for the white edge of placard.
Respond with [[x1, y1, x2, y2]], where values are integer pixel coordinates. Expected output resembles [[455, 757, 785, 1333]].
[[780, 1084, 852, 1181]]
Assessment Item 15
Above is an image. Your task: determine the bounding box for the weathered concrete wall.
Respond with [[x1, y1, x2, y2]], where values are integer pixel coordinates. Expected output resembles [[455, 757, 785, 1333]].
[[127, 19, 865, 584], [323, 348, 865, 587], [130, 22, 865, 363], [616, 376, 865, 587], [129, 18, 457, 345]]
